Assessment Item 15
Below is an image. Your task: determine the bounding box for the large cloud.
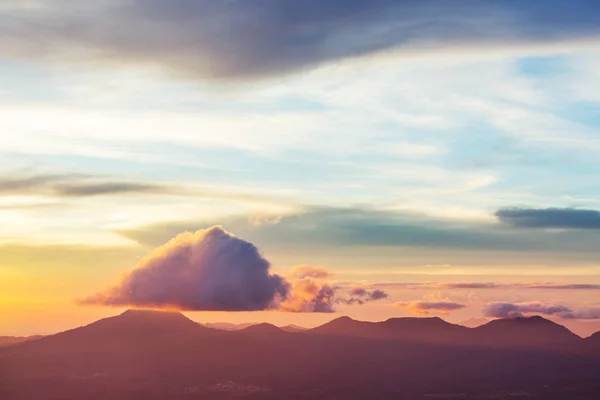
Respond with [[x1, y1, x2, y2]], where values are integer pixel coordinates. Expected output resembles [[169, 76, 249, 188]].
[[82, 226, 382, 313], [2, 1, 600, 80], [495, 208, 600, 230], [82, 226, 289, 311], [395, 301, 466, 315]]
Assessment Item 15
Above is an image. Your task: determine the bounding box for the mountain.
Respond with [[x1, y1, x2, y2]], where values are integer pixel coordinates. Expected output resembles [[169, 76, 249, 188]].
[[310, 316, 470, 343], [312, 315, 585, 349], [2, 312, 600, 399], [199, 322, 307, 332], [8, 309, 214, 356], [472, 316, 581, 347], [0, 336, 44, 347], [458, 317, 489, 328], [280, 324, 307, 333], [309, 316, 376, 336], [199, 322, 256, 331], [551, 318, 600, 338], [382, 317, 469, 341], [586, 331, 600, 351], [240, 323, 284, 334]]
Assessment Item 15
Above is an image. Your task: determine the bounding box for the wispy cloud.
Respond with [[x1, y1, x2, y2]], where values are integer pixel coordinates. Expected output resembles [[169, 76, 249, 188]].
[[396, 300, 466, 315], [372, 282, 600, 290], [0, 173, 174, 198]]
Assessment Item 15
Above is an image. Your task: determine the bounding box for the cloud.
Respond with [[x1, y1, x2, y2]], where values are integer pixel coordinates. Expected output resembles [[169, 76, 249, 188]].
[[82, 226, 290, 311], [371, 282, 600, 290], [281, 277, 336, 313], [559, 307, 600, 320], [482, 302, 573, 319], [348, 287, 388, 300], [82, 226, 379, 313], [282, 266, 339, 312], [0, 174, 64, 194], [53, 182, 169, 197], [2, 1, 600, 80], [337, 287, 389, 306], [440, 283, 501, 289], [368, 289, 388, 300], [484, 302, 600, 320], [282, 273, 388, 312], [395, 301, 466, 315], [523, 284, 600, 290], [288, 265, 333, 280], [349, 287, 368, 297], [117, 206, 600, 259], [495, 207, 600, 230], [0, 173, 174, 198]]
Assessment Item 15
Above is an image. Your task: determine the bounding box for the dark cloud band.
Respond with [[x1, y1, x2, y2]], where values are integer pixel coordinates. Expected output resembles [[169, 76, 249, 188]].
[[483, 302, 600, 320], [2, 1, 600, 80], [496, 207, 600, 230]]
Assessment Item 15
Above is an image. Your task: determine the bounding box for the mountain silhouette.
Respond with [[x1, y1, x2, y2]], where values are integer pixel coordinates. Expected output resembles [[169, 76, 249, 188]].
[[7, 309, 213, 358], [240, 323, 284, 334], [199, 322, 256, 330], [280, 324, 307, 332], [0, 335, 44, 347], [586, 331, 600, 352], [310, 316, 470, 343], [472, 316, 581, 347], [2, 312, 600, 400]]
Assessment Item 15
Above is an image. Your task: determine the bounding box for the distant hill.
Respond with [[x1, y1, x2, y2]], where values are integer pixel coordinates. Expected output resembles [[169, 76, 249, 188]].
[[586, 331, 600, 352], [472, 316, 581, 347], [311, 315, 584, 348], [280, 324, 307, 333], [0, 336, 44, 347], [199, 322, 307, 332], [310, 316, 470, 343], [240, 323, 284, 334], [199, 322, 256, 331]]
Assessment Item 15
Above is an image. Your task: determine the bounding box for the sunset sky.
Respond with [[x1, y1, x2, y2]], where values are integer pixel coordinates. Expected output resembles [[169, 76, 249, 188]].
[[2, 0, 600, 336]]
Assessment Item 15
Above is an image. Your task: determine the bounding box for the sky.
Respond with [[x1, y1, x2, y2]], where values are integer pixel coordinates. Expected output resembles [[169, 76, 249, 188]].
[[2, 0, 600, 336]]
